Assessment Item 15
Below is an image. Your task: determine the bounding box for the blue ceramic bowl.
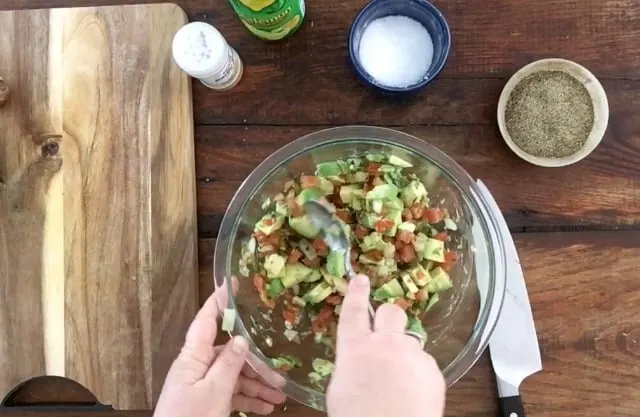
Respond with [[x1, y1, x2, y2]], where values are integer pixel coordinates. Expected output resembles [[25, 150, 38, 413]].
[[348, 0, 451, 95]]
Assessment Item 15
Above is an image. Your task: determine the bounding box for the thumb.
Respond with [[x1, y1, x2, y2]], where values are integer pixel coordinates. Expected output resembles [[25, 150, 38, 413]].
[[206, 336, 249, 395]]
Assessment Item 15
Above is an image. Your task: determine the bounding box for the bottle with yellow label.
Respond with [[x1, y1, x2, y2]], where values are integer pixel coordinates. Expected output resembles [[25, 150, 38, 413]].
[[228, 0, 305, 40]]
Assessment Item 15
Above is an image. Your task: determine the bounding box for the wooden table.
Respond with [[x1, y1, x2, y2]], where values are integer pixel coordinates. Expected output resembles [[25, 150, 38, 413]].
[[2, 0, 640, 416]]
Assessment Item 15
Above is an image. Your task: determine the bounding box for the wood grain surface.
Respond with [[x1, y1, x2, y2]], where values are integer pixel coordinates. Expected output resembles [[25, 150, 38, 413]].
[[0, 3, 198, 409], [0, 0, 639, 416]]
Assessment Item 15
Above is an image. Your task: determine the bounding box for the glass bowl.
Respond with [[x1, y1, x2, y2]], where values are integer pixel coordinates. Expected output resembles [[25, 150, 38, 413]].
[[214, 126, 506, 411]]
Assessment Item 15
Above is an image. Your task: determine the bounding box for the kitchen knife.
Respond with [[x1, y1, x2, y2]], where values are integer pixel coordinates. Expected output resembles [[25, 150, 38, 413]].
[[477, 180, 542, 417]]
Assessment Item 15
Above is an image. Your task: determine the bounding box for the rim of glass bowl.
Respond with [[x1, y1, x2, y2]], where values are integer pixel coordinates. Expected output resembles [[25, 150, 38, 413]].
[[213, 125, 507, 411]]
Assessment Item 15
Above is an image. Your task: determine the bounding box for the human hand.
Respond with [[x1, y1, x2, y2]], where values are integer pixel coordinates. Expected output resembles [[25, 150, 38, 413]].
[[327, 274, 446, 417], [154, 283, 287, 417]]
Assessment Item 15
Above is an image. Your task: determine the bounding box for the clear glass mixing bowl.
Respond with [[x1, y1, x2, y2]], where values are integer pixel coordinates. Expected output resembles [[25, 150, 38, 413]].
[[214, 126, 506, 410]]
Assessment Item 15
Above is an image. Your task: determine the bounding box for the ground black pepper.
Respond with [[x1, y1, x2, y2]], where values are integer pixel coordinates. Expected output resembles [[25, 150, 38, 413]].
[[505, 70, 594, 158]]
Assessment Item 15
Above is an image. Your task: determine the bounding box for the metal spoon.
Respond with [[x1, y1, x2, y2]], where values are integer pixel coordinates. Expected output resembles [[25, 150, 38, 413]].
[[303, 199, 376, 319]]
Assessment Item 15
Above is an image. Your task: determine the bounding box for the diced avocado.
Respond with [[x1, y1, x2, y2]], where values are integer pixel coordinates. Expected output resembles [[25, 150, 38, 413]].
[[326, 250, 346, 277], [296, 187, 325, 206], [346, 157, 362, 171], [312, 358, 334, 377], [388, 155, 413, 168], [222, 308, 236, 332], [266, 279, 285, 298], [406, 291, 416, 300], [298, 239, 317, 260], [308, 371, 323, 386], [426, 267, 452, 293], [260, 198, 272, 211], [378, 164, 397, 173], [384, 197, 404, 211], [373, 279, 404, 301], [423, 237, 445, 263], [383, 171, 401, 187], [357, 211, 380, 229], [383, 209, 403, 237], [289, 215, 320, 238], [425, 293, 440, 311], [398, 221, 416, 233], [326, 175, 346, 185], [401, 180, 427, 206], [375, 258, 398, 277], [359, 252, 383, 265], [333, 275, 348, 295], [346, 171, 369, 183], [264, 254, 286, 279], [305, 269, 323, 283], [317, 177, 335, 195], [444, 217, 458, 231], [292, 296, 307, 307], [322, 268, 348, 294], [406, 316, 427, 347], [365, 153, 384, 162], [275, 200, 288, 216], [282, 263, 314, 288], [366, 184, 398, 200], [400, 272, 419, 294], [339, 184, 361, 205], [270, 355, 301, 369], [409, 264, 431, 287], [255, 213, 284, 236], [371, 200, 383, 214], [316, 161, 348, 177], [303, 282, 333, 304], [360, 232, 385, 252]]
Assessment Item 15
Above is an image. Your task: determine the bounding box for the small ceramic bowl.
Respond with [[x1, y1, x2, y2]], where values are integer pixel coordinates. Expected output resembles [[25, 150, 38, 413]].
[[497, 58, 609, 167], [348, 0, 451, 96]]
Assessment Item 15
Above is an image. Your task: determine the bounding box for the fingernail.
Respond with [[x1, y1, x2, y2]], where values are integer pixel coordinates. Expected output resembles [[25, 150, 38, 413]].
[[353, 274, 369, 288], [232, 336, 248, 354]]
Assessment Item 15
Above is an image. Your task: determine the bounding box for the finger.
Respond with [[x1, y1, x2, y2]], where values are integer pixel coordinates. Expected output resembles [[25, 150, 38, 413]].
[[337, 274, 372, 347], [374, 302, 408, 333], [237, 376, 287, 404], [206, 336, 250, 397], [232, 394, 276, 415]]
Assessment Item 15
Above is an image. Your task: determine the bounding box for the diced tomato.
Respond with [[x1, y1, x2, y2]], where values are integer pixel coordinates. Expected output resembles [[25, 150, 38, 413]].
[[394, 298, 412, 311], [433, 232, 448, 242], [282, 305, 299, 324], [300, 175, 320, 189], [398, 244, 417, 264], [254, 231, 267, 245], [366, 162, 381, 174], [372, 176, 385, 186], [410, 203, 425, 219], [302, 257, 322, 268], [396, 230, 415, 244], [402, 208, 414, 221], [311, 319, 326, 333], [318, 306, 335, 321], [287, 248, 303, 264], [415, 290, 428, 301], [365, 250, 384, 262], [311, 306, 335, 333], [423, 208, 443, 224], [258, 291, 275, 309], [439, 250, 458, 272], [354, 225, 369, 239], [325, 295, 342, 305], [312, 238, 329, 256], [266, 231, 281, 247], [335, 209, 353, 224], [374, 218, 395, 233], [253, 274, 266, 291]]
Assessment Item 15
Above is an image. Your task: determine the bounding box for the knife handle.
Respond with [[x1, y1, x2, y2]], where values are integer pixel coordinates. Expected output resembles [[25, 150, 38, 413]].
[[499, 395, 525, 417]]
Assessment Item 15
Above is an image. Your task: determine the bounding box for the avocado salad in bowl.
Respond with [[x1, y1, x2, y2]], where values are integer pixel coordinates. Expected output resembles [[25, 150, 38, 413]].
[[214, 126, 507, 410]]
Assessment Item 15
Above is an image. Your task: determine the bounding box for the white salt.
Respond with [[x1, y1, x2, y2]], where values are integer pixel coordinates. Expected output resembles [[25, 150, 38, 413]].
[[358, 15, 434, 88]]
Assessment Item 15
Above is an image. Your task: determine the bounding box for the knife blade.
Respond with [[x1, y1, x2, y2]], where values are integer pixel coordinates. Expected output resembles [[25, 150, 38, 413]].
[[477, 180, 542, 417]]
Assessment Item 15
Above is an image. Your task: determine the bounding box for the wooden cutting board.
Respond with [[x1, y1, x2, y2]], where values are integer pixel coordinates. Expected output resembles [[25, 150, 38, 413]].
[[0, 3, 198, 409]]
